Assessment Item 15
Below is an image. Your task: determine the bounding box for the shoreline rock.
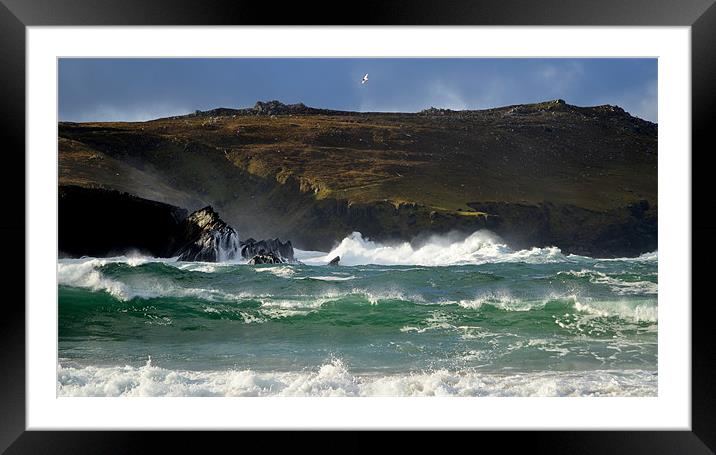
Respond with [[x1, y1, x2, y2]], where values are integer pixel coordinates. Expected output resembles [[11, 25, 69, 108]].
[[247, 253, 285, 264], [174, 207, 240, 262], [240, 238, 295, 263]]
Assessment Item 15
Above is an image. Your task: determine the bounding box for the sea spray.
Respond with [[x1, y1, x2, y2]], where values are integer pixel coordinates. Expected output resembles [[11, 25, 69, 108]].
[[296, 231, 568, 266], [214, 229, 241, 262]]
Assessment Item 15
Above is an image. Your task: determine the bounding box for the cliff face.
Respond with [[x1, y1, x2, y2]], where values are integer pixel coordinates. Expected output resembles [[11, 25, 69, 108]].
[[58, 185, 188, 258], [59, 186, 295, 262], [58, 99, 657, 257]]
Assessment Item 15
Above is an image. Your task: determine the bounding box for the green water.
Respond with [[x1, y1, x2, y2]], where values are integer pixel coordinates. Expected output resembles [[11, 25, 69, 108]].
[[57, 253, 657, 396]]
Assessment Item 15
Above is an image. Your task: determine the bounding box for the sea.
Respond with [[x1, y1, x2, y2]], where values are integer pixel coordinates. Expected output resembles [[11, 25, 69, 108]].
[[57, 230, 657, 397]]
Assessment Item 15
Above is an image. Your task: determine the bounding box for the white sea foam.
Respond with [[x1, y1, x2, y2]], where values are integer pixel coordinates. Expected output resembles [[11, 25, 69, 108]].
[[456, 290, 527, 311], [452, 291, 657, 324], [56, 358, 657, 397], [400, 311, 455, 333], [58, 258, 132, 300], [173, 259, 250, 271], [559, 269, 658, 295], [239, 311, 266, 324], [258, 297, 327, 309], [600, 251, 658, 262], [358, 289, 421, 305], [298, 275, 356, 282], [249, 287, 412, 316], [58, 259, 250, 302], [178, 263, 219, 273], [572, 300, 658, 323], [297, 231, 569, 266], [254, 266, 296, 278]]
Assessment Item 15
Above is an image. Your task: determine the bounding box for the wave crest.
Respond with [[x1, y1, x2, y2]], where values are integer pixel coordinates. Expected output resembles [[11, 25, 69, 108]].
[[296, 231, 567, 266]]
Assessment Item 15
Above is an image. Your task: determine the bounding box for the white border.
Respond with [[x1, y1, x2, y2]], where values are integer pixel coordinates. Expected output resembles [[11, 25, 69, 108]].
[[27, 26, 691, 430]]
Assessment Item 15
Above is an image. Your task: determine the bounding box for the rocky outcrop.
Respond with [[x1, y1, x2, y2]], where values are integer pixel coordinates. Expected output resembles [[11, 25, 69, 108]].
[[247, 253, 285, 264], [240, 238, 294, 263], [418, 107, 456, 116], [252, 101, 310, 116], [174, 207, 240, 262], [178, 100, 341, 119]]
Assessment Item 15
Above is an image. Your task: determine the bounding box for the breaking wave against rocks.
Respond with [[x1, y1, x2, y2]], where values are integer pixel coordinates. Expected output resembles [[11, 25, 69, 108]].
[[296, 231, 573, 266], [58, 230, 657, 397]]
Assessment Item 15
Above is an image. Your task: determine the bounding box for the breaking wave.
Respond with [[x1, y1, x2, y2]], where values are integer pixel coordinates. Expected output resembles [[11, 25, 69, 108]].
[[298, 231, 569, 266], [557, 270, 658, 295], [58, 257, 657, 325], [58, 246, 658, 397], [58, 258, 248, 302], [57, 357, 656, 397]]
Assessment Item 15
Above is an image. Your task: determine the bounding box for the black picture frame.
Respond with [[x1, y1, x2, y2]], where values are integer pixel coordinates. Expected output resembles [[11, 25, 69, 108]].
[[1, 0, 713, 452]]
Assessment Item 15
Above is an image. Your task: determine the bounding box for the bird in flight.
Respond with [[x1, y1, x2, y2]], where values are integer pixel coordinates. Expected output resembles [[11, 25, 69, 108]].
[[361, 73, 369, 84]]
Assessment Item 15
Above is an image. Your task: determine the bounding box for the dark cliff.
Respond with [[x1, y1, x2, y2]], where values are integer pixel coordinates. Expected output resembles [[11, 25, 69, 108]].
[[59, 186, 295, 262], [59, 185, 188, 258]]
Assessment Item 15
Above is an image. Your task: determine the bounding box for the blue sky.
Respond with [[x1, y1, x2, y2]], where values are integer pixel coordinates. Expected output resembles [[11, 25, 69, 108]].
[[59, 58, 657, 122]]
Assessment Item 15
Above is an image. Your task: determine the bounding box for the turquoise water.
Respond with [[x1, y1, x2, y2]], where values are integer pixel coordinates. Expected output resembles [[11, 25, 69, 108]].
[[57, 233, 657, 397]]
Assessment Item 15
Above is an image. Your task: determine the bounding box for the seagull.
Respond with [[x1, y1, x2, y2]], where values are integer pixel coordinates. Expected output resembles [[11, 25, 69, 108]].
[[361, 73, 369, 84]]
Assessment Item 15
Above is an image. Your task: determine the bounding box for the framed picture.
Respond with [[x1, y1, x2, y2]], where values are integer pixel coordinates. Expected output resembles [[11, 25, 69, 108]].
[[3, 0, 713, 452]]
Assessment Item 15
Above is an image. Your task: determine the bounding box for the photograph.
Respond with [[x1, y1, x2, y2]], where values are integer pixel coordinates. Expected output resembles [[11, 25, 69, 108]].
[[56, 57, 659, 398], [0, 0, 709, 447]]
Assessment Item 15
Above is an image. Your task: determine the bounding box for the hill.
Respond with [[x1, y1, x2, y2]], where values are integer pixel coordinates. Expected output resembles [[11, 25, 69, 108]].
[[58, 99, 657, 256]]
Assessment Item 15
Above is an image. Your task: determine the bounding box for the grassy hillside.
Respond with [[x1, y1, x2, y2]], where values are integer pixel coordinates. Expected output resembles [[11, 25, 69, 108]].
[[58, 99, 657, 256]]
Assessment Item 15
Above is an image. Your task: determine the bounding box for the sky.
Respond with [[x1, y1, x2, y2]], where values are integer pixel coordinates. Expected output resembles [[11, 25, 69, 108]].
[[58, 58, 657, 122]]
